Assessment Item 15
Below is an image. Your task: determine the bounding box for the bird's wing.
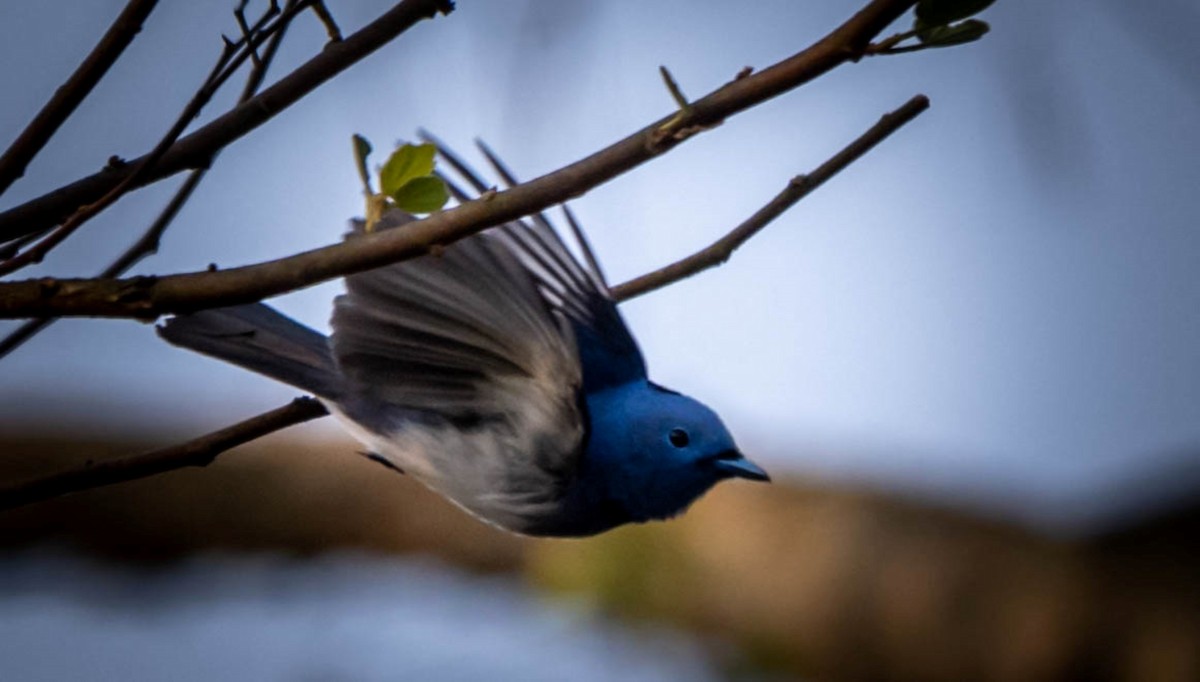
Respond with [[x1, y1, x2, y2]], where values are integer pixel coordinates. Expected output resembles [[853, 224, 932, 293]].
[[329, 209, 588, 529], [423, 134, 648, 391], [494, 215, 647, 391]]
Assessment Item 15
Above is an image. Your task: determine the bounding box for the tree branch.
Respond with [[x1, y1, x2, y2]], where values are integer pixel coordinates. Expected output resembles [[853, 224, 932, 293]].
[[0, 0, 299, 277], [307, 0, 343, 42], [0, 2, 299, 360], [0, 397, 327, 510], [0, 0, 918, 320], [612, 94, 929, 301], [0, 0, 456, 245], [0, 0, 160, 199]]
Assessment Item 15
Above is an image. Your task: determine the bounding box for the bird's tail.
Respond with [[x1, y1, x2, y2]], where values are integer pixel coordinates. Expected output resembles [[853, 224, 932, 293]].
[[157, 303, 342, 399]]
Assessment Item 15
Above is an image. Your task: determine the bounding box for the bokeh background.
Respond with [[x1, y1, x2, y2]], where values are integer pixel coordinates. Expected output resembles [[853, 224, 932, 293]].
[[2, 1, 1198, 680]]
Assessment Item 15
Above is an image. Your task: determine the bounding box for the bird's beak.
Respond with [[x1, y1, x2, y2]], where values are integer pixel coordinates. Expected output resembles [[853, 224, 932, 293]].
[[712, 450, 771, 482]]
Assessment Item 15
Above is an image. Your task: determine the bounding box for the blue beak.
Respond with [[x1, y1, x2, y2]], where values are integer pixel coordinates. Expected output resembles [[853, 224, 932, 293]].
[[712, 450, 771, 482]]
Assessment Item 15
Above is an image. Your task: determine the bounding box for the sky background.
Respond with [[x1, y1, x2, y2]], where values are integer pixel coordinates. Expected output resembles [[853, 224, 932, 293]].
[[2, 0, 1198, 534]]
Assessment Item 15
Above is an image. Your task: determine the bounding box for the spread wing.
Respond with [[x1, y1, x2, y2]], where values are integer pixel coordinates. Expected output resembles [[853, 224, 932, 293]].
[[332, 210, 576, 423], [424, 134, 647, 391], [329, 140, 647, 532], [328, 210, 588, 532]]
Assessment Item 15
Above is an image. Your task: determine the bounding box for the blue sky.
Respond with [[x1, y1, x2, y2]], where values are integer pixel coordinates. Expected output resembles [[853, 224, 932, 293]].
[[2, 1, 1198, 533]]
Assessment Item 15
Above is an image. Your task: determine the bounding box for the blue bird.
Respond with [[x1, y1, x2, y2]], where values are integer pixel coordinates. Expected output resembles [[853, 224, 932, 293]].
[[158, 144, 769, 536]]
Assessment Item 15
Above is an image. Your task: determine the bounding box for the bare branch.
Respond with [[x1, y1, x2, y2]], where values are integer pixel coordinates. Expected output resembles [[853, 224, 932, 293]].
[[0, 3, 298, 359], [0, 397, 327, 510], [0, 230, 45, 261], [0, 0, 303, 277], [116, 5, 297, 274], [0, 0, 456, 245], [233, 0, 267, 68], [612, 94, 929, 301], [102, 162, 209, 273], [0, 0, 160, 198], [864, 27, 922, 55], [0, 0, 919, 320], [658, 65, 692, 113], [308, 0, 344, 42]]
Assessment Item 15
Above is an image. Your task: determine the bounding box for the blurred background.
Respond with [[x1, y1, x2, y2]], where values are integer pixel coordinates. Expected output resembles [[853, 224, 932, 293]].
[[2, 1, 1198, 680]]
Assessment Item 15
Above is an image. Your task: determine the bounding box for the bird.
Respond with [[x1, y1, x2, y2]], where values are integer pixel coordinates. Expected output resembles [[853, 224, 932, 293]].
[[158, 140, 769, 537]]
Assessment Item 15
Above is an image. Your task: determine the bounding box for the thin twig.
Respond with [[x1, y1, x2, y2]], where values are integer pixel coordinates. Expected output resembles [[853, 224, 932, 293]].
[[867, 42, 933, 55], [309, 0, 343, 42], [0, 397, 327, 510], [0, 0, 456, 245], [233, 0, 266, 68], [612, 94, 929, 301], [0, 170, 205, 357], [863, 27, 921, 54], [0, 1, 302, 277], [0, 230, 47, 261], [111, 169, 211, 274], [656, 65, 694, 136], [125, 3, 298, 271], [0, 0, 920, 320], [0, 0, 160, 199], [659, 65, 691, 111], [0, 10, 298, 360]]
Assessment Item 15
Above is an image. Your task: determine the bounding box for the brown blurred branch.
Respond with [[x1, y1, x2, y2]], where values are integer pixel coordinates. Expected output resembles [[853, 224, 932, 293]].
[[0, 0, 455, 245], [0, 0, 918, 319], [0, 0, 160, 199], [612, 94, 929, 301], [0, 397, 328, 510], [0, 2, 298, 360]]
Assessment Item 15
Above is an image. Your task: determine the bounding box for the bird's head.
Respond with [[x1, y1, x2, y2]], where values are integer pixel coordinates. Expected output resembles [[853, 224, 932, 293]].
[[587, 383, 770, 524]]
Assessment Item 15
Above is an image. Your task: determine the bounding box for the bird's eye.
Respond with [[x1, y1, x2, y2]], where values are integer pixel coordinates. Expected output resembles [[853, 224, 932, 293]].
[[668, 428, 689, 448]]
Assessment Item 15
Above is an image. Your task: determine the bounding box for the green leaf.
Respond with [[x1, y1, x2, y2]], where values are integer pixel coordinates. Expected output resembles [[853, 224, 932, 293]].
[[352, 134, 373, 193], [915, 0, 994, 26], [379, 143, 437, 197], [390, 175, 449, 214], [916, 19, 990, 47]]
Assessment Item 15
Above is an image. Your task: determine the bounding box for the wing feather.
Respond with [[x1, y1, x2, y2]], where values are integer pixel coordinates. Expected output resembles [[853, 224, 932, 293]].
[[429, 137, 648, 390], [329, 139, 646, 532], [330, 209, 585, 531]]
